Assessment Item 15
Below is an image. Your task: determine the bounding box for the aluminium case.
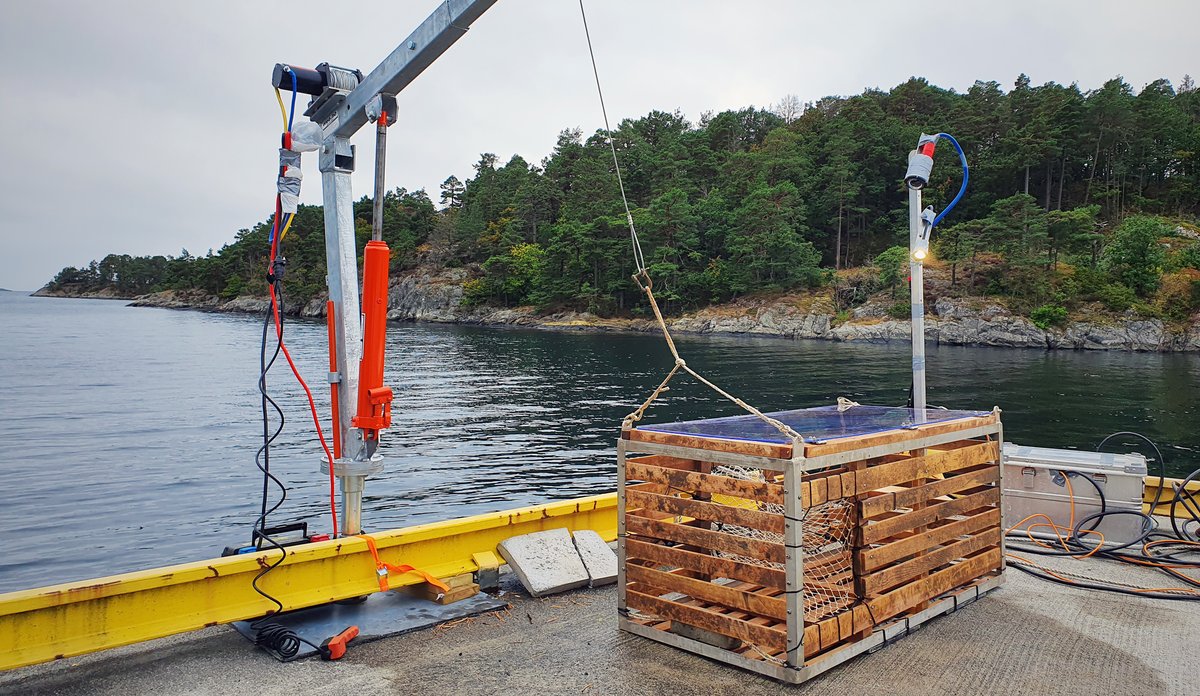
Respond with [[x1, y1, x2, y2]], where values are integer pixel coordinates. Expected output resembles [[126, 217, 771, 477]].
[[1002, 443, 1146, 545]]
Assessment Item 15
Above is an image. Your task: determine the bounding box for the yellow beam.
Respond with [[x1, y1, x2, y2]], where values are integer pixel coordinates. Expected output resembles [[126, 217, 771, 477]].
[[0, 493, 618, 671], [1144, 476, 1198, 516]]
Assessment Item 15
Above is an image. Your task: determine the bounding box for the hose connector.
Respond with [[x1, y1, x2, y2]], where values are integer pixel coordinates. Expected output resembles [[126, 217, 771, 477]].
[[904, 133, 939, 189]]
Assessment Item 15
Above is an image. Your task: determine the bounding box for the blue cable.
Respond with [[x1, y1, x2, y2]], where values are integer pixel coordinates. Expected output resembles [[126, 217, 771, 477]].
[[931, 132, 968, 228], [287, 69, 298, 132]]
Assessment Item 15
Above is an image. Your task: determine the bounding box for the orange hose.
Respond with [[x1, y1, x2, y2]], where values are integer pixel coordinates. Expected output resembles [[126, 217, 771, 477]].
[[326, 300, 341, 460], [1006, 471, 1200, 595]]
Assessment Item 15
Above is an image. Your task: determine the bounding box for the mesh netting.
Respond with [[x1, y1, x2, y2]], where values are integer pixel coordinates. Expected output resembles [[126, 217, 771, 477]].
[[712, 465, 856, 623]]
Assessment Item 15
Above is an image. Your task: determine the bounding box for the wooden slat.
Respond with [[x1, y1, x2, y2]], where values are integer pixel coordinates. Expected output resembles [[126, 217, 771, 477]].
[[801, 413, 998, 459], [625, 489, 784, 534], [803, 546, 1002, 659], [625, 454, 701, 472], [853, 440, 999, 494], [803, 548, 851, 576], [626, 461, 784, 506], [858, 508, 1000, 572], [624, 537, 786, 589], [861, 527, 1001, 595], [626, 565, 788, 621], [625, 515, 784, 564], [860, 465, 999, 518], [802, 605, 872, 658], [860, 488, 999, 545], [626, 589, 787, 653], [866, 548, 1002, 624], [627, 428, 793, 459]]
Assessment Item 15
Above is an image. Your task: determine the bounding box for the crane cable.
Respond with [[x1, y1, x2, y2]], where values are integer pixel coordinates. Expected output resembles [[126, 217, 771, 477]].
[[577, 0, 803, 444]]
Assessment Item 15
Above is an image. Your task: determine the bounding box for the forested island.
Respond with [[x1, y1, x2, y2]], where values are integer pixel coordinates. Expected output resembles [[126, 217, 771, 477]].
[[39, 75, 1200, 350]]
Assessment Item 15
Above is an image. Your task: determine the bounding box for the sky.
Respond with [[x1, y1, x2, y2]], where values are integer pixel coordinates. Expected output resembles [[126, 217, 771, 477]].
[[0, 0, 1196, 291]]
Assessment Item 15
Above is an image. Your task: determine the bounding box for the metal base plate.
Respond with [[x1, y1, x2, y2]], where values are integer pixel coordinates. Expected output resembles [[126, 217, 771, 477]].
[[233, 590, 508, 661]]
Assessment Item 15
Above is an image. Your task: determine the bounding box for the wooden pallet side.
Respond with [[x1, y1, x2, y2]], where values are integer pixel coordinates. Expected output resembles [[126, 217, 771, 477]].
[[626, 458, 784, 505], [625, 590, 788, 653], [625, 489, 784, 534], [624, 537, 786, 589], [625, 515, 785, 565], [851, 440, 999, 494], [626, 428, 793, 459]]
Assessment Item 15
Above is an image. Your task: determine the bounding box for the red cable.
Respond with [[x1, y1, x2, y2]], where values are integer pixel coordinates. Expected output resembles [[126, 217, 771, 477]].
[[268, 198, 340, 538]]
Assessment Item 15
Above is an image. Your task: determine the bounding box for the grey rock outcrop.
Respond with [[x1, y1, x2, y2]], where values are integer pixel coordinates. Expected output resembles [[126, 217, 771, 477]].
[[113, 267, 1200, 353], [386, 268, 467, 322]]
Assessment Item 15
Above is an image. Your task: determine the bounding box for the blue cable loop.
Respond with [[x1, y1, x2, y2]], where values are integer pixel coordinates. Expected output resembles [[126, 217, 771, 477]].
[[931, 132, 968, 227]]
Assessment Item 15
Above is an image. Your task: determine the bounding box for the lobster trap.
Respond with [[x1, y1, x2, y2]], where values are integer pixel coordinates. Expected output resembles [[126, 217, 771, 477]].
[[617, 404, 1005, 684]]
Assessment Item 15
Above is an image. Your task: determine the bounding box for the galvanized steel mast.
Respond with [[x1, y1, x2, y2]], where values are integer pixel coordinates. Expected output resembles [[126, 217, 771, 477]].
[[279, 0, 500, 535]]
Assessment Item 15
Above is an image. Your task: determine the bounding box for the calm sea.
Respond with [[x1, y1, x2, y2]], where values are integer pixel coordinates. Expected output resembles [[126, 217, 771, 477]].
[[0, 290, 1197, 591]]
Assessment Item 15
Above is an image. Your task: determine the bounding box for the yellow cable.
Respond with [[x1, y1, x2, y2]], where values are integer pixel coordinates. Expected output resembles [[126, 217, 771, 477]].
[[274, 87, 289, 130], [279, 213, 295, 243]]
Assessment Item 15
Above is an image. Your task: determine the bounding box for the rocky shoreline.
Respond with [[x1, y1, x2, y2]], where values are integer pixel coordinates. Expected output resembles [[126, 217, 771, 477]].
[[31, 286, 136, 300], [38, 267, 1200, 352]]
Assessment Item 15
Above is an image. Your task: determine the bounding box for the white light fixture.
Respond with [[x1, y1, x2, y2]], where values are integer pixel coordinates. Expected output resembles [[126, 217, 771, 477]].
[[911, 235, 929, 263]]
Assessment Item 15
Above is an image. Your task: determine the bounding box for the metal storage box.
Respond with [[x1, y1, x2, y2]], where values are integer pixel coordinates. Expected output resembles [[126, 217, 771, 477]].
[[619, 404, 1005, 684], [1002, 444, 1146, 545]]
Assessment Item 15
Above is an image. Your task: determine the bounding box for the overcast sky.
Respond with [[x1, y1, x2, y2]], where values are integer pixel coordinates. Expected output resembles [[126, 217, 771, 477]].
[[0, 1, 1196, 290]]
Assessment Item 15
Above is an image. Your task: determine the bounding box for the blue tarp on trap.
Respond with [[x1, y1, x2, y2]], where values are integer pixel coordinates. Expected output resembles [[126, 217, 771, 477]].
[[638, 405, 989, 445]]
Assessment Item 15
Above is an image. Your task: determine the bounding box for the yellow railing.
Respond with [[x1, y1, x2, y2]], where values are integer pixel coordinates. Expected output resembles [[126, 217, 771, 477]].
[[1145, 475, 1200, 516], [0, 493, 618, 671]]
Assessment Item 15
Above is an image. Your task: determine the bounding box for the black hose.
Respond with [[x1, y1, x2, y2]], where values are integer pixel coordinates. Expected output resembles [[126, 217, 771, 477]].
[[1169, 466, 1200, 542], [252, 621, 324, 661], [1004, 432, 1200, 600], [250, 269, 292, 620], [1097, 431, 1166, 512]]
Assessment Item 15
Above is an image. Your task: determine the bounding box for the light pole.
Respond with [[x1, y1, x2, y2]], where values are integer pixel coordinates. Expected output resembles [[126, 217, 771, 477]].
[[903, 133, 968, 422]]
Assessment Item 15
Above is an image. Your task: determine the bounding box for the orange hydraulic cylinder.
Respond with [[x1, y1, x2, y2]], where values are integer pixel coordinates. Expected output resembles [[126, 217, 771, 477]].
[[326, 300, 342, 459], [351, 240, 394, 438]]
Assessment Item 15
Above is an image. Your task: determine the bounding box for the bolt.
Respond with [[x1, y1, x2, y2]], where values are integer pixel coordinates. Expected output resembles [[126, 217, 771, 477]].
[[408, 41, 417, 50]]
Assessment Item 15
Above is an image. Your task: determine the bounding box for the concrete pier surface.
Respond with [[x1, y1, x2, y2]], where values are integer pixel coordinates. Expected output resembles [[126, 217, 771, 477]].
[[2, 551, 1195, 696]]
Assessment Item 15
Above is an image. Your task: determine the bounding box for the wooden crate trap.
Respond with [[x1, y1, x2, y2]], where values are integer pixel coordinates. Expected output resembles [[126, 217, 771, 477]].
[[617, 404, 1005, 684]]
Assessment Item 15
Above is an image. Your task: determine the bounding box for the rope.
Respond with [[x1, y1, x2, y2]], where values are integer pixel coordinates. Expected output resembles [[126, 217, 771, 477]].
[[578, 0, 644, 274], [577, 1, 802, 446], [836, 397, 860, 412], [621, 272, 804, 444]]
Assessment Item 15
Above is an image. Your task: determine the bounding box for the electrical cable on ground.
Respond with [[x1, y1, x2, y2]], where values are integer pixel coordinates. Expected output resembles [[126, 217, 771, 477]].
[[1003, 432, 1200, 600]]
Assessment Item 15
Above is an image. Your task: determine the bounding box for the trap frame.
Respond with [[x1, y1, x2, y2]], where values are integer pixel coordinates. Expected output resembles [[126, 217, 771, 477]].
[[617, 405, 1005, 684]]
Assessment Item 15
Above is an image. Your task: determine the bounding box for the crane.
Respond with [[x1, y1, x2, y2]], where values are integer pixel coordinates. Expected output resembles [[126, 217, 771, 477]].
[[269, 0, 500, 537]]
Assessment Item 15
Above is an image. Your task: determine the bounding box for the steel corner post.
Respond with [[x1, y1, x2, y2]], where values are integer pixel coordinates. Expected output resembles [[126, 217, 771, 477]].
[[319, 135, 374, 536], [908, 185, 927, 421]]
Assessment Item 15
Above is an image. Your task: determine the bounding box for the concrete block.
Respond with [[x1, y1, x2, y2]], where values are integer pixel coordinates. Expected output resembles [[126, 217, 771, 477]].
[[497, 528, 589, 597], [572, 530, 617, 587]]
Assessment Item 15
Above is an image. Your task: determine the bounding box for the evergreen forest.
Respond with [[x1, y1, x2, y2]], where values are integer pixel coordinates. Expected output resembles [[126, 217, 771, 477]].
[[46, 75, 1200, 325]]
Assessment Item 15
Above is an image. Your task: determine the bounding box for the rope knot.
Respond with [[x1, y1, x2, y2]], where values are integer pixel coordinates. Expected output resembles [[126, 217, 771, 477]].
[[675, 358, 686, 367]]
